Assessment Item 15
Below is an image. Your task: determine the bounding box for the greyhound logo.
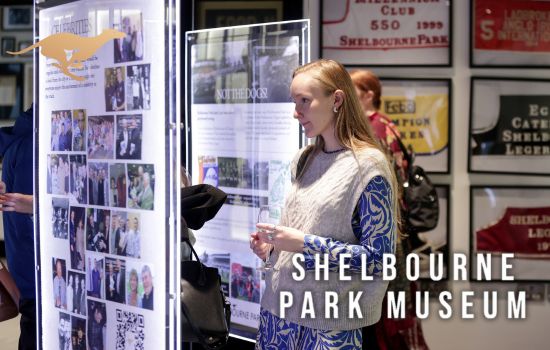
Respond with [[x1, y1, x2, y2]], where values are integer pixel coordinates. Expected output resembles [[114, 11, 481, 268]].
[[7, 28, 125, 81]]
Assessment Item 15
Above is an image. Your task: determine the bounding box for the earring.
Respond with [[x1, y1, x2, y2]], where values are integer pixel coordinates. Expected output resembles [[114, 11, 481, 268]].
[[333, 107, 338, 113]]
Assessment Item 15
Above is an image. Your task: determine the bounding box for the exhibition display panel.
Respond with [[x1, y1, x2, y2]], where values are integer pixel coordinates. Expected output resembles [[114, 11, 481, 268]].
[[185, 19, 310, 341], [35, 0, 180, 349]]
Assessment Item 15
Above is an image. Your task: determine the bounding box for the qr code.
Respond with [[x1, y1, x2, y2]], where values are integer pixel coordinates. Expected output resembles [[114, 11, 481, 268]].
[[115, 309, 145, 350]]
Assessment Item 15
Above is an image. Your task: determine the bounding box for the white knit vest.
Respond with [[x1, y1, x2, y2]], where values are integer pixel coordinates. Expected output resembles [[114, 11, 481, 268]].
[[260, 146, 395, 330]]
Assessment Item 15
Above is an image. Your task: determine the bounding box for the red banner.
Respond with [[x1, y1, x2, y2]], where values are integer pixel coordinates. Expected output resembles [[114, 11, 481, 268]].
[[475, 0, 550, 52]]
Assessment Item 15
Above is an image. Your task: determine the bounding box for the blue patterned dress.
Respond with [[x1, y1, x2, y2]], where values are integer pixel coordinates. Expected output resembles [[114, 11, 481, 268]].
[[256, 175, 395, 349]]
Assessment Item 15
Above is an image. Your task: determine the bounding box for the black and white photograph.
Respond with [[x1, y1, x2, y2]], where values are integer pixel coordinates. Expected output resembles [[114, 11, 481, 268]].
[[86, 208, 110, 253], [52, 198, 69, 239], [110, 211, 128, 256], [109, 163, 127, 208], [113, 10, 144, 63], [253, 42, 298, 103], [87, 162, 110, 206], [58, 312, 71, 350], [116, 115, 142, 159], [2, 6, 33, 30], [126, 64, 150, 110], [69, 155, 87, 204], [67, 271, 87, 316], [104, 67, 126, 112], [87, 300, 106, 350], [218, 157, 253, 188], [105, 257, 126, 304], [127, 163, 155, 210], [51, 110, 73, 151], [71, 316, 87, 350], [86, 253, 105, 299], [53, 258, 67, 309], [72, 109, 86, 152], [69, 206, 86, 271], [87, 115, 114, 159]]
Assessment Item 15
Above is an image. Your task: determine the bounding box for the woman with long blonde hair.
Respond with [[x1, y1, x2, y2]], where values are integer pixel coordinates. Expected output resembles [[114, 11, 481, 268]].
[[250, 59, 399, 349]]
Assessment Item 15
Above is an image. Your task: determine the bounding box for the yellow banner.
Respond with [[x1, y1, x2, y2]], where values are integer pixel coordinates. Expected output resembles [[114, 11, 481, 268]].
[[381, 94, 448, 155]]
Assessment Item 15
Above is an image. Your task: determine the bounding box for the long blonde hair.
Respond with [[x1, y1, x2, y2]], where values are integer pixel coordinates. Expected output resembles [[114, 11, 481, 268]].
[[293, 59, 401, 233]]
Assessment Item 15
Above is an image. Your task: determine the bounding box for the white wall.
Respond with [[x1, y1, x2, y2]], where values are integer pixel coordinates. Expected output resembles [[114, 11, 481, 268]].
[[304, 1, 550, 349]]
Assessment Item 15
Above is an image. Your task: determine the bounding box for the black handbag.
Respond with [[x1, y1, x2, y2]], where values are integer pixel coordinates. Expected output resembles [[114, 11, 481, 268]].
[[181, 238, 230, 349], [389, 128, 439, 233]]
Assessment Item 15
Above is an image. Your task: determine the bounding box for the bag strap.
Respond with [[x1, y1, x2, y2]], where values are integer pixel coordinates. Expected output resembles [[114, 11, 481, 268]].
[[386, 123, 413, 166], [182, 238, 208, 286], [0, 260, 20, 308]]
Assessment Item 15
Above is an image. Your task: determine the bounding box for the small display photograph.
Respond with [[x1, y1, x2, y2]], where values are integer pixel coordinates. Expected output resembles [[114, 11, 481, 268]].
[[53, 258, 68, 310], [469, 78, 550, 175], [218, 157, 252, 188], [109, 163, 127, 208], [471, 0, 550, 67], [72, 109, 86, 152], [67, 271, 87, 316], [231, 262, 260, 303], [110, 211, 129, 256], [58, 312, 72, 350], [47, 154, 70, 195], [125, 261, 145, 308], [198, 155, 218, 187], [105, 257, 126, 304], [116, 115, 142, 160], [113, 10, 144, 63], [470, 186, 550, 281], [115, 308, 145, 349], [87, 162, 110, 206], [52, 198, 69, 239], [139, 264, 154, 310], [126, 64, 150, 110], [124, 213, 142, 259], [51, 110, 73, 151], [124, 262, 155, 310], [87, 115, 115, 159], [105, 67, 126, 112], [69, 206, 86, 271], [127, 163, 155, 210], [86, 208, 110, 253], [69, 154, 87, 204], [71, 315, 86, 350], [87, 300, 107, 350], [86, 252, 105, 299]]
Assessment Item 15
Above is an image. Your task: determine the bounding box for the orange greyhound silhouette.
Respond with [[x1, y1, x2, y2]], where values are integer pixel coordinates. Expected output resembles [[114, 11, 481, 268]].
[[8, 28, 125, 81]]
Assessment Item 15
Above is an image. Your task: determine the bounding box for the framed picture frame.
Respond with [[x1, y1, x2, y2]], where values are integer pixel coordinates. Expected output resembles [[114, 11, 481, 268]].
[[321, 0, 452, 66], [416, 185, 450, 280], [2, 6, 33, 31], [470, 0, 550, 68], [470, 186, 550, 282], [1, 37, 16, 57], [0, 63, 24, 120], [468, 77, 550, 176], [195, 0, 283, 29], [378, 77, 451, 173]]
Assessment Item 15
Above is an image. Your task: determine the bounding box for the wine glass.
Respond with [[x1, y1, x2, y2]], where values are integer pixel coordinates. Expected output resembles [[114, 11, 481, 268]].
[[256, 205, 280, 271]]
